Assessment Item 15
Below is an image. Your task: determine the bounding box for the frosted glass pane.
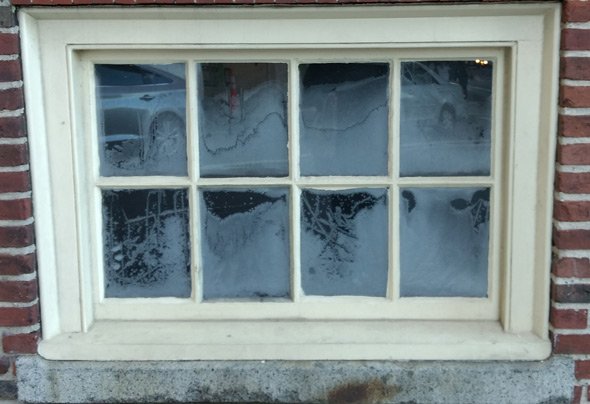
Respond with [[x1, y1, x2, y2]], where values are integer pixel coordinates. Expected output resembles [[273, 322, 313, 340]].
[[400, 61, 493, 176], [301, 188, 388, 296], [400, 187, 490, 297], [96, 64, 187, 177], [200, 188, 290, 299], [300, 63, 389, 176], [198, 63, 288, 178], [102, 189, 191, 298]]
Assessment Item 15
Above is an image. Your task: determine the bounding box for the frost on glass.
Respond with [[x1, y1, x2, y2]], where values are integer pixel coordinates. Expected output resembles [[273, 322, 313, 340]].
[[399, 187, 490, 297], [301, 188, 388, 296], [200, 188, 290, 299], [198, 63, 288, 178], [96, 64, 187, 177], [300, 63, 389, 176], [400, 60, 493, 176], [102, 189, 191, 298]]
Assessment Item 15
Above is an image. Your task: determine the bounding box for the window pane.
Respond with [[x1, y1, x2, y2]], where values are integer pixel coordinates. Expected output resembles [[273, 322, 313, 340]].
[[400, 60, 493, 176], [200, 188, 290, 299], [300, 63, 389, 176], [102, 189, 191, 298], [96, 64, 187, 177], [198, 63, 289, 178], [301, 188, 388, 296], [399, 187, 490, 297]]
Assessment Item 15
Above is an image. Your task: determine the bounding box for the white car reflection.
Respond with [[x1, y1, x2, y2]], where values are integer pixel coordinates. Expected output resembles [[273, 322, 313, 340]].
[[96, 64, 186, 174], [401, 61, 468, 130]]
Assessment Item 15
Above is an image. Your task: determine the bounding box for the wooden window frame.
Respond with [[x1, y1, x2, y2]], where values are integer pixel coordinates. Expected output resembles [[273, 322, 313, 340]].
[[20, 4, 559, 360]]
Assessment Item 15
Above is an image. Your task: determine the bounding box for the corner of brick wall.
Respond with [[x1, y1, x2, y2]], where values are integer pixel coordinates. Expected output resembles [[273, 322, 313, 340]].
[[553, 1, 590, 403], [0, 0, 40, 400]]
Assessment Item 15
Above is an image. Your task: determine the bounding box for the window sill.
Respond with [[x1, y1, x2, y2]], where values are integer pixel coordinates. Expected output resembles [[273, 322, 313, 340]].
[[39, 320, 551, 361]]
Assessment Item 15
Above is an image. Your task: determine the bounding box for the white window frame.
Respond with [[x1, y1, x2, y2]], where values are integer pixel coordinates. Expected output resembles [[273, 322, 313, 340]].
[[20, 4, 560, 361]]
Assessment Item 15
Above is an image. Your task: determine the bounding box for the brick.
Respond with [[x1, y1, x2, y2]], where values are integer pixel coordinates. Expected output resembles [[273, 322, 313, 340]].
[[560, 115, 590, 137], [0, 34, 19, 55], [0, 116, 26, 138], [554, 201, 590, 222], [576, 361, 590, 380], [551, 307, 587, 329], [558, 143, 590, 165], [0, 254, 35, 275], [561, 57, 590, 81], [0, 280, 37, 303], [0, 144, 28, 166], [562, 29, 590, 51], [561, 86, 590, 108], [554, 258, 590, 278], [553, 283, 590, 303], [554, 229, 590, 250], [0, 381, 16, 400], [0, 357, 10, 375], [555, 172, 590, 193], [0, 88, 24, 111], [0, 7, 15, 29], [0, 306, 38, 327], [574, 385, 582, 404], [554, 333, 590, 354], [0, 60, 21, 83], [0, 225, 34, 248], [564, 1, 590, 23], [2, 331, 38, 354], [0, 172, 30, 193], [0, 198, 32, 220]]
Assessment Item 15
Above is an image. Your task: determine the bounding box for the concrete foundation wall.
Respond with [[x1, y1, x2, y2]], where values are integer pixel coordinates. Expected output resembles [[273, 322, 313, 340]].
[[17, 355, 574, 403]]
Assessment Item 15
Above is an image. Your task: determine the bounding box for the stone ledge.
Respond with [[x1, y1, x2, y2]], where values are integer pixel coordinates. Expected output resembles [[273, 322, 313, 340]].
[[17, 355, 574, 403]]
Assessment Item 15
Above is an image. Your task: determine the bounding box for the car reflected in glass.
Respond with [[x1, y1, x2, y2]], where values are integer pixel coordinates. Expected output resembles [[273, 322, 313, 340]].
[[95, 64, 187, 176]]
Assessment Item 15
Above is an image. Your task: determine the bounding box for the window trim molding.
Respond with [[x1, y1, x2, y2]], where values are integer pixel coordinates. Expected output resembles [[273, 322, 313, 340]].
[[20, 4, 560, 360]]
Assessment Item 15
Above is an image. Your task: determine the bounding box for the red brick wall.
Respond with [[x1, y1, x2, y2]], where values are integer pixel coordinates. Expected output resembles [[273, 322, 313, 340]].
[[0, 0, 585, 402], [0, 0, 39, 399], [554, 2, 590, 402]]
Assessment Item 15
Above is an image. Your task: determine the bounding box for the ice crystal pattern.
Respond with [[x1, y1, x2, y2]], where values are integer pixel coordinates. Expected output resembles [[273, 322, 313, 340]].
[[103, 189, 191, 298]]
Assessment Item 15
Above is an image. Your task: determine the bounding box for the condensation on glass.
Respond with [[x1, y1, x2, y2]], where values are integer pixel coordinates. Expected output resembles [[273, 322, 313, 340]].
[[299, 63, 389, 176], [95, 64, 188, 177], [301, 188, 388, 297], [198, 63, 289, 178], [200, 188, 291, 300], [399, 187, 490, 297], [400, 60, 493, 177], [102, 189, 191, 298]]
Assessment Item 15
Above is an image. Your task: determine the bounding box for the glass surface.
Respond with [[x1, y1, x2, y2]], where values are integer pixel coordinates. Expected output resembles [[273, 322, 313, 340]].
[[301, 188, 388, 296], [102, 189, 191, 298], [400, 60, 493, 176], [198, 63, 289, 178], [96, 64, 187, 177], [299, 63, 389, 176], [399, 187, 490, 297], [200, 188, 290, 299]]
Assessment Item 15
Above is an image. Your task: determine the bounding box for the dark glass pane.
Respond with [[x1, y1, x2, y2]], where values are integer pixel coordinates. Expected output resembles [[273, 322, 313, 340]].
[[198, 63, 288, 178], [200, 188, 290, 299], [301, 188, 388, 296], [96, 64, 187, 177], [300, 63, 389, 176], [400, 60, 493, 176], [102, 189, 191, 298], [400, 187, 490, 297]]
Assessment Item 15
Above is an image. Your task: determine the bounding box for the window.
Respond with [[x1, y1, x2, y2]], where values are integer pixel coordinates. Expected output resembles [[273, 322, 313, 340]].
[[20, 4, 560, 360]]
